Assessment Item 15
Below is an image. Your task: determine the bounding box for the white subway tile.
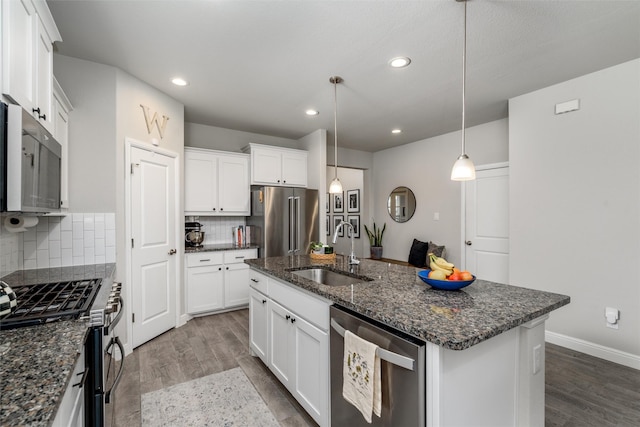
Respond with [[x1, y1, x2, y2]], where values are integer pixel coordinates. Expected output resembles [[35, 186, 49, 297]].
[[61, 249, 73, 266], [73, 256, 85, 266], [73, 213, 84, 223], [60, 231, 72, 249], [23, 241, 37, 260], [60, 215, 72, 231], [49, 220, 61, 241], [83, 247, 95, 265], [49, 240, 61, 258], [73, 239, 84, 257], [36, 218, 48, 232], [49, 258, 61, 267], [72, 221, 84, 238], [95, 218, 105, 238], [36, 249, 50, 268], [105, 213, 115, 230], [24, 259, 37, 269], [37, 231, 49, 251], [94, 255, 106, 264], [23, 227, 36, 242], [105, 230, 116, 247], [83, 231, 95, 247], [94, 239, 105, 256], [106, 246, 116, 263], [84, 215, 95, 230]]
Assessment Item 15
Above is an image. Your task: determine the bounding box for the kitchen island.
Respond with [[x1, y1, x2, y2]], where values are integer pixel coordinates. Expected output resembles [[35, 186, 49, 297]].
[[246, 255, 570, 427]]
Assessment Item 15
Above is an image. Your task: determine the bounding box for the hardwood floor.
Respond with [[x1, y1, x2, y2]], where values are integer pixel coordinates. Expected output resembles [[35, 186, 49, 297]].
[[110, 309, 640, 427]]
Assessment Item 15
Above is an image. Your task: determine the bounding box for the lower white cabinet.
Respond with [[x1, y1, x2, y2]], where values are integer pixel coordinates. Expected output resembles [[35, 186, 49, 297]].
[[52, 349, 84, 427], [186, 249, 257, 315], [249, 270, 330, 427]]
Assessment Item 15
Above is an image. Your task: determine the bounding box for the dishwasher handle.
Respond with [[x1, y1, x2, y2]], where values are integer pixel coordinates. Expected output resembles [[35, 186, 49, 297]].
[[330, 318, 415, 371]]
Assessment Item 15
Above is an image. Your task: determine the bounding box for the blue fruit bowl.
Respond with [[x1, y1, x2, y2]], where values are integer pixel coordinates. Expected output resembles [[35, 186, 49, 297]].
[[418, 270, 476, 291]]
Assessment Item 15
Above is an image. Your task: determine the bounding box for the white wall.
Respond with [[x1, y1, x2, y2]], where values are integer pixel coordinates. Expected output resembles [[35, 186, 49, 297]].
[[509, 59, 640, 365], [185, 122, 299, 152], [371, 119, 508, 266], [326, 167, 366, 257]]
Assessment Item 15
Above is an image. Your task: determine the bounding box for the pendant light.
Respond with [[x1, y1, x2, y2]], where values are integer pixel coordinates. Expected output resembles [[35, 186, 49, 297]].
[[329, 76, 344, 193], [451, 0, 476, 181]]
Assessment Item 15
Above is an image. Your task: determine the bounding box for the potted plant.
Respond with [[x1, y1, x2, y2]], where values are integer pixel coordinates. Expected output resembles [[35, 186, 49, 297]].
[[364, 222, 386, 259]]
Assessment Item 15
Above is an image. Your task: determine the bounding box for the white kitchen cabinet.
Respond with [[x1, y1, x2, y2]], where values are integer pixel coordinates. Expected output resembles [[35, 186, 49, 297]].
[[184, 147, 250, 216], [249, 287, 269, 362], [52, 349, 84, 427], [243, 143, 308, 187], [248, 269, 330, 427], [2, 0, 61, 133], [185, 249, 257, 315], [52, 77, 72, 210]]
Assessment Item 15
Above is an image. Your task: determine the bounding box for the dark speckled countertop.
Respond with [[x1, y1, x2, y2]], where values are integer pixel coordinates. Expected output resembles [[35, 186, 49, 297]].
[[246, 255, 570, 350], [0, 264, 116, 427]]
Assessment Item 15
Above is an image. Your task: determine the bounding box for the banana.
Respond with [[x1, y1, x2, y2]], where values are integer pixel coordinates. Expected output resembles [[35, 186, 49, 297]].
[[429, 254, 453, 276], [430, 261, 452, 276], [434, 256, 454, 270]]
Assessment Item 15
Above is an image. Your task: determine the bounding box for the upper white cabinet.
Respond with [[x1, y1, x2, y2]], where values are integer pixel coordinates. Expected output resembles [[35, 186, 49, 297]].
[[184, 147, 250, 216], [52, 77, 72, 210], [2, 0, 61, 133], [243, 143, 308, 187]]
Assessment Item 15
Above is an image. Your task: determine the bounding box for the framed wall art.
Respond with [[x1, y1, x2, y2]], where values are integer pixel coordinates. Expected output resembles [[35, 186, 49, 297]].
[[333, 192, 344, 213], [347, 189, 360, 213], [326, 193, 330, 213], [347, 215, 360, 238], [326, 216, 330, 236], [333, 215, 344, 237]]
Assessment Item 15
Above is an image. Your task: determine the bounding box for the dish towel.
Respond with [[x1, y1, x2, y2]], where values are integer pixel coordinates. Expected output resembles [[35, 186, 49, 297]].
[[343, 330, 382, 423]]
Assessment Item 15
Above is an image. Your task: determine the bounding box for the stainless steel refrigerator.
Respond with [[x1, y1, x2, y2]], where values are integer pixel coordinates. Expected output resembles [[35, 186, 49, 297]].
[[246, 186, 319, 258]]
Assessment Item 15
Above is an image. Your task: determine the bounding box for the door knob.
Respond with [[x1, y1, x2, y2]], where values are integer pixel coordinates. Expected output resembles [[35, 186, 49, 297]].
[[168, 249, 177, 255], [465, 241, 472, 246]]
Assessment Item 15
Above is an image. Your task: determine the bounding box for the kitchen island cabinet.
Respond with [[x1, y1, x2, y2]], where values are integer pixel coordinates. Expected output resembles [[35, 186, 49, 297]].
[[246, 255, 570, 427]]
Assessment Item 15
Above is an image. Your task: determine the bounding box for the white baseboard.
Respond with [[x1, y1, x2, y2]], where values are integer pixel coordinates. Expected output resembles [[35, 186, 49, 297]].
[[179, 313, 192, 327], [545, 331, 640, 370]]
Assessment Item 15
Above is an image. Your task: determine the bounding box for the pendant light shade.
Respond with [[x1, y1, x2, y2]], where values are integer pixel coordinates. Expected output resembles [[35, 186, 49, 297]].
[[329, 76, 343, 194], [451, 0, 476, 181]]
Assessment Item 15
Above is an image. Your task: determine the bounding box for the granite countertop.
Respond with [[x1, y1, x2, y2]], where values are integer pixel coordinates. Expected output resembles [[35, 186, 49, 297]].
[[245, 255, 570, 350], [185, 243, 259, 253], [0, 263, 116, 427]]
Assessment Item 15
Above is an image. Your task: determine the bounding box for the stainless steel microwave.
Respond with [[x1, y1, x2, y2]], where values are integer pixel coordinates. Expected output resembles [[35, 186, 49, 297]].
[[1, 102, 61, 213]]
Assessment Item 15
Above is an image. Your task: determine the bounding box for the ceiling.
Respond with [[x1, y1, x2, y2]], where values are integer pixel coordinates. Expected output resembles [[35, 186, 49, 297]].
[[47, 0, 640, 153]]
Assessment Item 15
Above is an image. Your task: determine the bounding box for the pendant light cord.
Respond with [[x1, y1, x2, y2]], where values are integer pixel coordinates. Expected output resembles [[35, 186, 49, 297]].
[[333, 78, 339, 179], [461, 0, 467, 155]]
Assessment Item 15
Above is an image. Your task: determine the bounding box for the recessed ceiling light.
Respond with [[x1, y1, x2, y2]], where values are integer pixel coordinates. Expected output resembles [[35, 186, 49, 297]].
[[305, 109, 319, 116], [171, 77, 188, 86], [389, 57, 411, 68], [391, 129, 402, 134]]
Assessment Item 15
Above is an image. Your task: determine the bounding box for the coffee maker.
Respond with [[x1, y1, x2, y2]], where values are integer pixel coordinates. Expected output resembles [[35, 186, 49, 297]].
[[185, 221, 202, 247]]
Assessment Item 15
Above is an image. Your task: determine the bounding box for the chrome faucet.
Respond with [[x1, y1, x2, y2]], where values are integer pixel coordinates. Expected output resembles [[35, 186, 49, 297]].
[[332, 220, 360, 265]]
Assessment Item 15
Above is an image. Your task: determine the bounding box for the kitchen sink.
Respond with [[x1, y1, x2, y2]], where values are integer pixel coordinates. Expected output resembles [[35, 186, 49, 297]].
[[288, 267, 373, 287]]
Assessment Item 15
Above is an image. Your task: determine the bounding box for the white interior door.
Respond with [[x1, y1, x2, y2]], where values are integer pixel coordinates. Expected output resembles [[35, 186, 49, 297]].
[[465, 165, 509, 284], [130, 144, 177, 348]]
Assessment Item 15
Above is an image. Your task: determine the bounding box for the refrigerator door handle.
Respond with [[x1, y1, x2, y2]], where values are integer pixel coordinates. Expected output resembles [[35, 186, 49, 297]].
[[294, 196, 301, 253], [288, 196, 295, 253]]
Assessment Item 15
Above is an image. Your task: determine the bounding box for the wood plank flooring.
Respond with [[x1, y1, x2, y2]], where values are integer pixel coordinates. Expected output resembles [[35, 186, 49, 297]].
[[110, 309, 640, 426]]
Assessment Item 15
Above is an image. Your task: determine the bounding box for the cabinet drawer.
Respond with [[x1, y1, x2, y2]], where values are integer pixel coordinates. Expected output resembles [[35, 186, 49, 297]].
[[224, 249, 257, 264], [269, 279, 330, 331], [186, 252, 224, 267], [249, 270, 269, 295]]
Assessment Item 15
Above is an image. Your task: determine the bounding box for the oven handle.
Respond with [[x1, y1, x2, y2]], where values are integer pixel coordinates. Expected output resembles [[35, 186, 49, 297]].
[[106, 296, 125, 335], [104, 336, 125, 404]]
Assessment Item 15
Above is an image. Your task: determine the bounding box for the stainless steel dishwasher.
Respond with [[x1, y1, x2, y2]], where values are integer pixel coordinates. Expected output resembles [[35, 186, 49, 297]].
[[330, 305, 426, 426]]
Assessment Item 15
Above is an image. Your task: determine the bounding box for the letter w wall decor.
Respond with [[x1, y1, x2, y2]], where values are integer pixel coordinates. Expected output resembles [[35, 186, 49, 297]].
[[140, 104, 170, 139]]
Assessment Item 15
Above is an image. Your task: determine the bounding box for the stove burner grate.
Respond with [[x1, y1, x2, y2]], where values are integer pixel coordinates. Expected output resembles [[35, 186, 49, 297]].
[[0, 278, 102, 329]]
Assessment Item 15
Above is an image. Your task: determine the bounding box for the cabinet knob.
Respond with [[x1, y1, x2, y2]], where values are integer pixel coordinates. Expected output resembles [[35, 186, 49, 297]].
[[290, 317, 296, 323], [212, 208, 216, 211], [251, 278, 259, 283], [262, 299, 266, 304], [285, 314, 290, 320], [218, 267, 222, 271], [226, 267, 229, 270]]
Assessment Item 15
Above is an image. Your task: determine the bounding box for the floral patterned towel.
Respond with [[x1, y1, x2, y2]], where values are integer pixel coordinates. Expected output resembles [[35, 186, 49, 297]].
[[343, 330, 381, 423]]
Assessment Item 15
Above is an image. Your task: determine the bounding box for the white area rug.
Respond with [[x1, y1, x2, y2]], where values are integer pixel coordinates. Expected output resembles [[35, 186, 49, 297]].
[[141, 367, 279, 426]]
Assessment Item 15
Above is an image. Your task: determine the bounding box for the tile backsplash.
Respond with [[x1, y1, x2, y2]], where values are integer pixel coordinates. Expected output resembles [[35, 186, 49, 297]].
[[186, 216, 246, 246], [0, 213, 116, 276]]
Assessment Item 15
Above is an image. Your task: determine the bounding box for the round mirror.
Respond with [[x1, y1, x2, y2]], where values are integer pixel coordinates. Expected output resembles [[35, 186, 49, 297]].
[[387, 186, 416, 223]]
